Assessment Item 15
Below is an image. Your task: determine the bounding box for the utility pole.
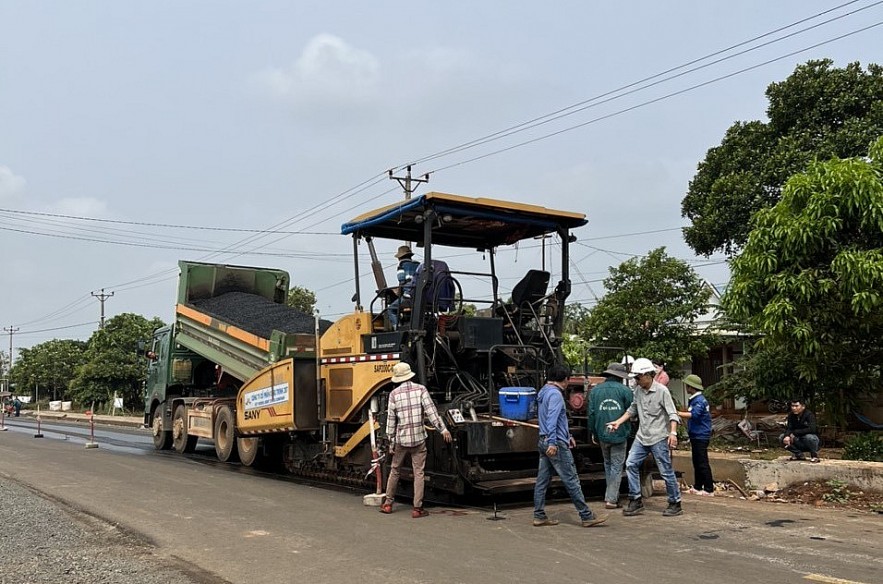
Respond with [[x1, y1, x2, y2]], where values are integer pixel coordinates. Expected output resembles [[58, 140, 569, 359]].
[[91, 288, 114, 329], [388, 165, 429, 201], [3, 326, 19, 391]]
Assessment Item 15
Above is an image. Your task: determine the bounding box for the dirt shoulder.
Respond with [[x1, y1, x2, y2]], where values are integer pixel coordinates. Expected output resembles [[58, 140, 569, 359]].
[[674, 446, 883, 515]]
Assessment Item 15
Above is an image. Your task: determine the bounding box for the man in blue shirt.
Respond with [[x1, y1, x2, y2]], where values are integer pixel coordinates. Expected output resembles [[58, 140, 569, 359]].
[[533, 363, 608, 528], [678, 374, 714, 495]]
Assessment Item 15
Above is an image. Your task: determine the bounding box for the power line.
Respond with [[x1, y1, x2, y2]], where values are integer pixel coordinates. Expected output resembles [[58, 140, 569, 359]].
[[397, 0, 879, 170], [13, 294, 93, 327], [0, 225, 350, 259], [101, 175, 391, 294], [0, 207, 337, 235], [427, 19, 883, 175], [186, 3, 883, 250], [15, 322, 95, 337], [12, 7, 872, 332]]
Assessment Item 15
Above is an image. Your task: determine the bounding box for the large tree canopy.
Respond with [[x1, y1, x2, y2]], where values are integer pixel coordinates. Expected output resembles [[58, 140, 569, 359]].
[[70, 313, 165, 410], [724, 137, 883, 421], [682, 59, 883, 256], [9, 339, 87, 401], [576, 248, 714, 373]]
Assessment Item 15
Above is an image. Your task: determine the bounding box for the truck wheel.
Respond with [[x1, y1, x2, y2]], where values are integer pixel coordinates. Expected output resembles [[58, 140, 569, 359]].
[[172, 405, 198, 453], [151, 407, 172, 450], [237, 436, 261, 467], [214, 406, 239, 463]]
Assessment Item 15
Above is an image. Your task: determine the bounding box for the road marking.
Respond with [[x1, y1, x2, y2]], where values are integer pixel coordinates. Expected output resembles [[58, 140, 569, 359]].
[[244, 530, 270, 538], [804, 574, 869, 584]]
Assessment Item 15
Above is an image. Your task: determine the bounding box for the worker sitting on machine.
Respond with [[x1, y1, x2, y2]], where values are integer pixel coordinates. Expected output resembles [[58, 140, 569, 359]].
[[388, 245, 420, 329]]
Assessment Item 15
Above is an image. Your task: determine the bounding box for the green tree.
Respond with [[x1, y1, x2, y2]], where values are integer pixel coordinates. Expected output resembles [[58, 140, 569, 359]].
[[724, 137, 883, 424], [578, 248, 714, 374], [704, 341, 796, 406], [0, 350, 8, 378], [682, 60, 883, 256], [563, 303, 590, 335], [286, 285, 317, 314], [70, 313, 165, 411], [561, 303, 591, 371], [9, 339, 88, 401]]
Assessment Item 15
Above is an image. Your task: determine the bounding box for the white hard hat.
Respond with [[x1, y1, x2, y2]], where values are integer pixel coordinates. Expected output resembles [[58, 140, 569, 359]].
[[629, 357, 656, 376]]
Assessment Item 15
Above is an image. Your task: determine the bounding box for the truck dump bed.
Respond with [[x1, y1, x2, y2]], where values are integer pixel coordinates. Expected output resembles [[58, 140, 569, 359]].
[[173, 261, 326, 383]]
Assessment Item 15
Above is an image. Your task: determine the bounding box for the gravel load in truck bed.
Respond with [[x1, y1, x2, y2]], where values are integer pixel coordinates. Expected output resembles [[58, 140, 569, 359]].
[[190, 291, 332, 340]]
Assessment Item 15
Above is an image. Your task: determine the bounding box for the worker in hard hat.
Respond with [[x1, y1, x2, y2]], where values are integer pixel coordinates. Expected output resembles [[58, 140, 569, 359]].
[[608, 357, 683, 517]]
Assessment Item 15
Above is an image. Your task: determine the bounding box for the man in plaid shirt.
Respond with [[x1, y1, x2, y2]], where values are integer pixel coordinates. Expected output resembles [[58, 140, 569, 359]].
[[380, 362, 452, 518]]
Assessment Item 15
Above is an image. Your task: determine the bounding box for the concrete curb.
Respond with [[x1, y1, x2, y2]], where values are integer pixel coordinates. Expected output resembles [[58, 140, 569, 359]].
[[15, 410, 145, 429], [671, 450, 883, 492], [742, 457, 883, 492]]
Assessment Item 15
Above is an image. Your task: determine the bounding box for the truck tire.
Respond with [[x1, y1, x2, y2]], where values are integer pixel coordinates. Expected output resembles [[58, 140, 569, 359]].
[[172, 405, 198, 453], [151, 406, 173, 450], [237, 436, 261, 467], [214, 406, 239, 463]]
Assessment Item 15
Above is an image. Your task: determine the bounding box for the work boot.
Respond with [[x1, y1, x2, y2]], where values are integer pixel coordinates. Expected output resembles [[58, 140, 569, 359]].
[[663, 501, 683, 517], [581, 514, 609, 527], [622, 498, 644, 516], [532, 517, 559, 527]]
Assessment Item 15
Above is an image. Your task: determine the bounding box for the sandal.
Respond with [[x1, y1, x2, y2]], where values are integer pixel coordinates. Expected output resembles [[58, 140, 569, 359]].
[[788, 455, 805, 461], [809, 457, 821, 463]]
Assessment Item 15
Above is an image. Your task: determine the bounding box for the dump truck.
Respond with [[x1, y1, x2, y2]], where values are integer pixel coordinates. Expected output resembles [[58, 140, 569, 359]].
[[145, 192, 632, 498], [143, 261, 327, 466]]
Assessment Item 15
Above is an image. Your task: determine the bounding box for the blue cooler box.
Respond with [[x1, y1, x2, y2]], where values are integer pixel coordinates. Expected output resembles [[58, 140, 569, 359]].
[[498, 387, 537, 421]]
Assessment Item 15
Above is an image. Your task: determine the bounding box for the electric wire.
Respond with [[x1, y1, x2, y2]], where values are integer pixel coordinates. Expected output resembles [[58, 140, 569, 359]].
[[102, 173, 389, 293], [16, 321, 96, 337], [0, 207, 336, 235], [13, 294, 93, 327], [12, 6, 870, 331], [396, 0, 878, 170], [0, 226, 351, 259], [428, 19, 883, 175]]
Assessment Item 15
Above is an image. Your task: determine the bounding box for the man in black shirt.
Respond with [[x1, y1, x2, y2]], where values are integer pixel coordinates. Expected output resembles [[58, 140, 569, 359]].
[[779, 399, 820, 462]]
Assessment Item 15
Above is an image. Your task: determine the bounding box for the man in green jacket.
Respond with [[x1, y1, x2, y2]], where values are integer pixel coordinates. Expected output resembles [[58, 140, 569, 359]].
[[588, 363, 633, 509]]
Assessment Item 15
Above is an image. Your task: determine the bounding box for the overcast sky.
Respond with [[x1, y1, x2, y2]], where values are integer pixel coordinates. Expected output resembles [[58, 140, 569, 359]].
[[1, 1, 880, 359]]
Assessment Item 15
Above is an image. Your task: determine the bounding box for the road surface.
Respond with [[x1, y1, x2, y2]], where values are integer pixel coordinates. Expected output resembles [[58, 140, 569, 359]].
[[0, 418, 879, 584]]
